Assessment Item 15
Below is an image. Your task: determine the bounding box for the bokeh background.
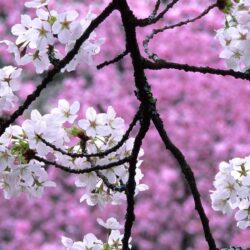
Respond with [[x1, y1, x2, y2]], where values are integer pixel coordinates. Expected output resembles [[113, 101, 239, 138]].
[[1, 0, 250, 249]]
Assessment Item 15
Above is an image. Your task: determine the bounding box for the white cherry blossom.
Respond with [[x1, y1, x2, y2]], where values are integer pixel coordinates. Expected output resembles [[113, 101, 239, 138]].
[[29, 18, 55, 49], [235, 201, 250, 229], [51, 99, 80, 123], [108, 230, 128, 250], [217, 0, 250, 71], [0, 66, 22, 91], [78, 107, 109, 137], [52, 10, 80, 44], [211, 154, 250, 229], [20, 49, 50, 73], [11, 15, 33, 48], [62, 233, 103, 250], [97, 217, 123, 230]]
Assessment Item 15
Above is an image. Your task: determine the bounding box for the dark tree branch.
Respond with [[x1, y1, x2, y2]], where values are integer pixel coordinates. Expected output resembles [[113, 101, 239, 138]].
[[33, 155, 130, 174], [117, 0, 218, 248], [151, 0, 161, 18], [151, 110, 218, 250], [144, 59, 250, 80], [122, 112, 151, 250], [115, 2, 155, 249], [48, 45, 60, 66], [143, 3, 217, 61], [97, 49, 129, 69], [136, 0, 180, 27], [37, 107, 140, 158], [0, 0, 116, 137], [143, 58, 250, 81], [156, 3, 217, 31]]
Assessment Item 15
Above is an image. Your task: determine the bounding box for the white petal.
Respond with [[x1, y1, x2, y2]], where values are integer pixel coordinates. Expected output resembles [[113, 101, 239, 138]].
[[86, 107, 96, 122], [70, 101, 80, 114], [78, 119, 90, 130], [58, 99, 69, 112]]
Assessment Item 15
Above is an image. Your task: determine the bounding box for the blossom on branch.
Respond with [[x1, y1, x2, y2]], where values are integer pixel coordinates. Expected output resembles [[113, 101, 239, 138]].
[[217, 0, 250, 71]]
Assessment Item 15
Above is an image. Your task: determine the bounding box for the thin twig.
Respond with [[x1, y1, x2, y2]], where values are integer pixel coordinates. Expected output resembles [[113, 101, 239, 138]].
[[143, 3, 217, 61], [137, 0, 180, 27], [33, 155, 130, 174], [143, 58, 250, 81], [97, 49, 129, 69], [156, 3, 217, 32], [151, 0, 161, 18]]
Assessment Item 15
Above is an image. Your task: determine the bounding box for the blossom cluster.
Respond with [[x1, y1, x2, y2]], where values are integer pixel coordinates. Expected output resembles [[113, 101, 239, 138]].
[[0, 99, 147, 205], [0, 96, 147, 247], [1, 0, 103, 73], [61, 217, 130, 250], [216, 0, 250, 71], [0, 66, 22, 115], [211, 157, 250, 229]]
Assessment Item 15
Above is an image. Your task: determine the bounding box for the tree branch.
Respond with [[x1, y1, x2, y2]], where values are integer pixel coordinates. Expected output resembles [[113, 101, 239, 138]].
[[151, 0, 161, 18], [33, 155, 130, 174], [143, 3, 217, 61], [143, 58, 250, 81], [156, 3, 217, 31], [136, 0, 180, 27], [122, 112, 151, 250], [97, 49, 129, 69], [151, 110, 218, 250]]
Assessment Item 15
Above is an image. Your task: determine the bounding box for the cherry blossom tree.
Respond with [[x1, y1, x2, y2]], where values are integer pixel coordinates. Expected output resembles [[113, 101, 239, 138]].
[[2, 0, 250, 249]]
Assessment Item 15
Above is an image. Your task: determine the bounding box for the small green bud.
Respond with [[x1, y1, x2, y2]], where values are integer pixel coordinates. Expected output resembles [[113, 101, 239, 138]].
[[103, 243, 112, 250], [11, 140, 29, 156], [48, 15, 57, 25], [66, 127, 82, 136]]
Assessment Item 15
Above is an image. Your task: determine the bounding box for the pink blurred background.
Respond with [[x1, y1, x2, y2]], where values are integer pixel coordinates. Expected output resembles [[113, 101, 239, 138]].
[[1, 0, 250, 249]]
